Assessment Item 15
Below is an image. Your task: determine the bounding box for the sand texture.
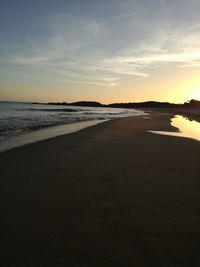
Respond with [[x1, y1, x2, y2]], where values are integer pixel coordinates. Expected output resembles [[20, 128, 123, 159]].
[[1, 113, 200, 266]]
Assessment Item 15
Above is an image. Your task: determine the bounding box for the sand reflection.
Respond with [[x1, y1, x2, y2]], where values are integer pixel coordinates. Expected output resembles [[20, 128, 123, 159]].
[[149, 115, 200, 142]]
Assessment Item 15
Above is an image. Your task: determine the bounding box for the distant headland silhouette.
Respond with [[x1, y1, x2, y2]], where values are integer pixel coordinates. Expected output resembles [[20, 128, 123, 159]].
[[47, 99, 200, 109]]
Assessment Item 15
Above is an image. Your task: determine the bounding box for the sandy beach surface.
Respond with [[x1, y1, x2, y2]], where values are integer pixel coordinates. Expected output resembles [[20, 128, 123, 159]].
[[1, 113, 200, 266]]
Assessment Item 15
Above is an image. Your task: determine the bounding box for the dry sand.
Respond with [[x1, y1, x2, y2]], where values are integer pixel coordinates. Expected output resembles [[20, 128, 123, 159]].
[[1, 113, 200, 266]]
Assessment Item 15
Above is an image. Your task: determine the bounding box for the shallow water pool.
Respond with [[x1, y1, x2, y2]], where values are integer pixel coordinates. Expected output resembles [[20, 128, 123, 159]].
[[149, 115, 200, 142]]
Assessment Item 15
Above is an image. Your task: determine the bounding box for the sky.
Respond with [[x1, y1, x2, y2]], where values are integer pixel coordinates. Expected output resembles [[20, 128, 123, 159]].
[[0, 0, 200, 104]]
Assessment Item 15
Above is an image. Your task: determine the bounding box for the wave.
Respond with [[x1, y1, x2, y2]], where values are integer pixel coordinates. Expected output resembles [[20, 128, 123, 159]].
[[0, 102, 147, 142], [0, 117, 95, 136], [18, 108, 83, 112]]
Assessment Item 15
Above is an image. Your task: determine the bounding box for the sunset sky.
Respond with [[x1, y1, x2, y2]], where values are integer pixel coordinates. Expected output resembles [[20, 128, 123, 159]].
[[0, 0, 200, 104]]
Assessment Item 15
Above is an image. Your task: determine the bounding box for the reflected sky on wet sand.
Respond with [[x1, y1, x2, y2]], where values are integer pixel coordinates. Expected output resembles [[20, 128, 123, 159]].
[[149, 115, 200, 142]]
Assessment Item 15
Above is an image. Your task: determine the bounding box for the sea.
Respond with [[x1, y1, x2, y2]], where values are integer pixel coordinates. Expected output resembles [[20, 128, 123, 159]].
[[0, 101, 146, 152]]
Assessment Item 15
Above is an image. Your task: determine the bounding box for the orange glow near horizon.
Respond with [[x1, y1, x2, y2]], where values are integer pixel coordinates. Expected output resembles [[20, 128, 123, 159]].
[[1, 68, 200, 104]]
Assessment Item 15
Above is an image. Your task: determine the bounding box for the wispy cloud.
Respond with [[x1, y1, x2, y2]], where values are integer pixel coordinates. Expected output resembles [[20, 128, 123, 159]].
[[2, 1, 200, 87]]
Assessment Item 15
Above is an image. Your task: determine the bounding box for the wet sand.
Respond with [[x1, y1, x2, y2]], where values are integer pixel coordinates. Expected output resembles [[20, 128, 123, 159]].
[[1, 113, 200, 266]]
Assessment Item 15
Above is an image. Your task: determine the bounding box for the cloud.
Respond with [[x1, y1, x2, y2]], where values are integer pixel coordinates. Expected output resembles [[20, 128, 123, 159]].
[[2, 1, 200, 86]]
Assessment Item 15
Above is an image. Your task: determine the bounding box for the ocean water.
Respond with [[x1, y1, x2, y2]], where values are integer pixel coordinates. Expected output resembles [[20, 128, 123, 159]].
[[0, 101, 145, 152]]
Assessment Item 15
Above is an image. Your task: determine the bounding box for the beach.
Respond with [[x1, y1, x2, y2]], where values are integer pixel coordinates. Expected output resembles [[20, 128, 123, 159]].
[[1, 113, 200, 266]]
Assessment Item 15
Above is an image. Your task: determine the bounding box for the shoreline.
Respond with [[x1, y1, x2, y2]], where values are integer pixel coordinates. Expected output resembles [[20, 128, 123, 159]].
[[0, 101, 146, 153], [1, 113, 200, 266], [0, 119, 106, 153], [2, 108, 199, 154]]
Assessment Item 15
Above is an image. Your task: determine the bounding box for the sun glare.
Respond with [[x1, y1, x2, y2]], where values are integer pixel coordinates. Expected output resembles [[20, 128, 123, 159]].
[[192, 88, 200, 101]]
